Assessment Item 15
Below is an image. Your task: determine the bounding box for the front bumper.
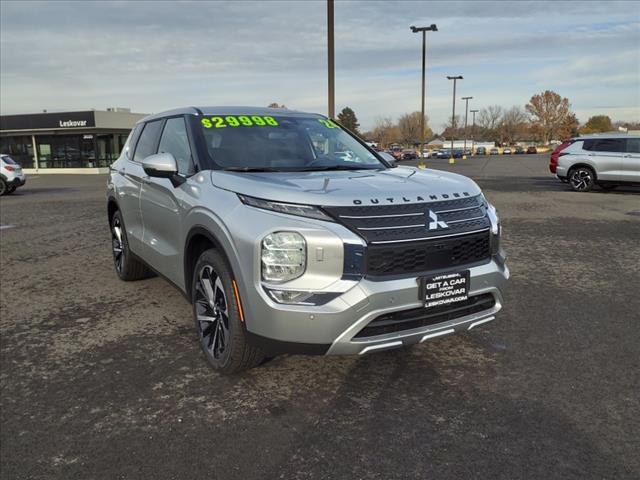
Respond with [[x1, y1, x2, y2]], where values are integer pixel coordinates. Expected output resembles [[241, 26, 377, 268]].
[[244, 257, 509, 356]]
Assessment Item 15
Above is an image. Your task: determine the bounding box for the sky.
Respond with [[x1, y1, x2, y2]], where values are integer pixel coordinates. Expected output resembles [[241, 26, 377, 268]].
[[1, 0, 639, 131]]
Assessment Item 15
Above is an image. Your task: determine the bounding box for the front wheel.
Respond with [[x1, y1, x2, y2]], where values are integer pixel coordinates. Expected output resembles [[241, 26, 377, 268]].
[[0, 179, 7, 196], [192, 249, 264, 374], [568, 167, 595, 192]]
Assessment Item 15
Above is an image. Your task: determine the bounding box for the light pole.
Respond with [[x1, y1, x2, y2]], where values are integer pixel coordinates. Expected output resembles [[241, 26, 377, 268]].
[[470, 109, 479, 155], [410, 24, 438, 165], [462, 96, 473, 157], [327, 0, 335, 118], [446, 75, 463, 164]]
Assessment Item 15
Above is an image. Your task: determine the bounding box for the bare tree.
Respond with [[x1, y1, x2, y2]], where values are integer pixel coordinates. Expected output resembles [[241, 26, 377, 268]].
[[478, 105, 503, 131], [371, 117, 401, 148], [498, 107, 529, 144], [398, 111, 432, 145]]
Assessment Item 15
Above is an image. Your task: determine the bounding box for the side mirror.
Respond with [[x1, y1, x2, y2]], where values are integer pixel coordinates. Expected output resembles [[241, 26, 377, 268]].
[[142, 153, 185, 187]]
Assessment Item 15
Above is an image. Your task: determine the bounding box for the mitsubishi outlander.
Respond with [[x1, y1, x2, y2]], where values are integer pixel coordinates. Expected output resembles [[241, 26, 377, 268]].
[[107, 107, 509, 374]]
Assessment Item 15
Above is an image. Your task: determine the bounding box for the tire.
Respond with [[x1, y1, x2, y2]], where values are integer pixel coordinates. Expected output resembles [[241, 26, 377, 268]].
[[7, 185, 16, 194], [192, 249, 264, 374], [110, 210, 153, 281], [568, 166, 595, 192], [0, 179, 7, 196]]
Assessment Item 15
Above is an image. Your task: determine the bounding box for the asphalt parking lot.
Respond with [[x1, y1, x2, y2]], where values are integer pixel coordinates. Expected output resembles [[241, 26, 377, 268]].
[[1, 153, 639, 479]]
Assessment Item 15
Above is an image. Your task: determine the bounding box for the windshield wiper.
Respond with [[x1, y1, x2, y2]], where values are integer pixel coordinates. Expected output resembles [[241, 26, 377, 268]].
[[223, 166, 283, 172]]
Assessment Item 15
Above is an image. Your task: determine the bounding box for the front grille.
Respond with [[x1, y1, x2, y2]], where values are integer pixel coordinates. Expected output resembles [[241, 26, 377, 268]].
[[324, 195, 493, 279], [366, 230, 491, 277], [354, 293, 496, 338], [323, 195, 490, 244]]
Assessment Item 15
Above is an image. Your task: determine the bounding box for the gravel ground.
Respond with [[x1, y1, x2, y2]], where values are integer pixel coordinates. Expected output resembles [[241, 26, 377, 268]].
[[1, 154, 639, 479]]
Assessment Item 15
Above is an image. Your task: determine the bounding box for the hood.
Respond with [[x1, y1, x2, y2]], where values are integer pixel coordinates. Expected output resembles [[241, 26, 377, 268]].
[[210, 166, 482, 207]]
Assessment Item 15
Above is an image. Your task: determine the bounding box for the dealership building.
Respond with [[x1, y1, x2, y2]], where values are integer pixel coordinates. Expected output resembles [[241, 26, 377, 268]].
[[0, 108, 147, 173]]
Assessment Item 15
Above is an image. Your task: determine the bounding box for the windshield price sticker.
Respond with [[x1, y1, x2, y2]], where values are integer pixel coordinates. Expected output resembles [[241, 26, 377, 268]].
[[201, 115, 278, 129], [318, 119, 339, 129], [423, 271, 469, 309]]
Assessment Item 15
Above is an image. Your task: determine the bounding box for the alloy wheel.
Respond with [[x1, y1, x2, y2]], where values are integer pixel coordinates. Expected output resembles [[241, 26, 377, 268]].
[[111, 216, 124, 272], [194, 265, 230, 361], [570, 168, 593, 191]]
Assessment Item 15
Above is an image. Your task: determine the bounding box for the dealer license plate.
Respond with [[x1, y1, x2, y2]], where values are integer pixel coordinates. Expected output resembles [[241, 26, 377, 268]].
[[422, 271, 470, 309]]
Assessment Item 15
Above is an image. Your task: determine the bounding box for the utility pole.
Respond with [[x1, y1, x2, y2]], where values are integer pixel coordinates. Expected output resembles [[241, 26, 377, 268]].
[[410, 24, 438, 166], [327, 0, 335, 118], [470, 109, 479, 155], [462, 96, 473, 157], [446, 75, 463, 164]]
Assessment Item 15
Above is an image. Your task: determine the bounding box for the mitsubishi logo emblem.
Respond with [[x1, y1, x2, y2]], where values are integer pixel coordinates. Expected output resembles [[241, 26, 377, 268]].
[[427, 210, 448, 231]]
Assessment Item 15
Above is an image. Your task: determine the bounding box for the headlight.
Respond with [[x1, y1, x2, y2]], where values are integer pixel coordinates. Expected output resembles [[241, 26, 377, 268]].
[[486, 202, 501, 255], [261, 231, 306, 283], [239, 194, 332, 221]]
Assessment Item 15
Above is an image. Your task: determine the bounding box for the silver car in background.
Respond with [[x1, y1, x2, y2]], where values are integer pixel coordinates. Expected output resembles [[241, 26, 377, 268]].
[[552, 134, 640, 191], [0, 154, 26, 196], [107, 107, 508, 374]]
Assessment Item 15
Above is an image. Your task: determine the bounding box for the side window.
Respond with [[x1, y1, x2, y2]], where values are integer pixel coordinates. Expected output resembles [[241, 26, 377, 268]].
[[581, 140, 595, 151], [591, 139, 625, 153], [158, 117, 194, 175], [133, 120, 164, 162], [125, 124, 143, 160], [626, 138, 640, 154]]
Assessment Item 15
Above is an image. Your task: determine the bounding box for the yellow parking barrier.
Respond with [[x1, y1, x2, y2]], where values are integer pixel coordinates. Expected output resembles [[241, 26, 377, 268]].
[[449, 157, 455, 164]]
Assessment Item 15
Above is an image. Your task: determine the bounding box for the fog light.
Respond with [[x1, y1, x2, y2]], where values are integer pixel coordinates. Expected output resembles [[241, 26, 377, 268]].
[[267, 289, 314, 304], [261, 231, 306, 283]]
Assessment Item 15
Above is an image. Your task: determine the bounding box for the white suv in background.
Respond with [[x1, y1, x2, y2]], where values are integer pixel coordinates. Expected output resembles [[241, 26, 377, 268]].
[[0, 154, 26, 196], [550, 134, 640, 192]]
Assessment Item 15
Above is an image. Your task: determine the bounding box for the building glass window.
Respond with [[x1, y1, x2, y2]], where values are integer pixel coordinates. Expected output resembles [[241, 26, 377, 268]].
[[0, 135, 35, 168]]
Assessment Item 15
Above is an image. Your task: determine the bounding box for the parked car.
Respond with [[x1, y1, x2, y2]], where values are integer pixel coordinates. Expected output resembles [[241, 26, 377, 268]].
[[401, 149, 417, 161], [0, 154, 26, 196], [550, 134, 640, 192], [107, 106, 508, 373], [514, 146, 525, 154], [489, 148, 499, 155], [475, 146, 486, 156], [502, 147, 512, 155], [526, 146, 538, 154]]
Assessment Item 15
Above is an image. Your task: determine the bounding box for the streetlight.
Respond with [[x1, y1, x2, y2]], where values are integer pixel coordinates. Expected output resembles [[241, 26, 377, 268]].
[[461, 96, 473, 157], [327, 0, 335, 118], [446, 75, 463, 164], [470, 109, 479, 155], [410, 24, 438, 165]]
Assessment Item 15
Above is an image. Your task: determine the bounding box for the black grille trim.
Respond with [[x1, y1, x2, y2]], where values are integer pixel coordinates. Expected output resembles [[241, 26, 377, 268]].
[[366, 230, 491, 278], [354, 293, 496, 339]]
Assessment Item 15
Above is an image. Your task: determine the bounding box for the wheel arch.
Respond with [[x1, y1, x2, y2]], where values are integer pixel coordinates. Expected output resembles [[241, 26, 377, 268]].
[[107, 196, 119, 224], [184, 226, 234, 300], [567, 162, 598, 180]]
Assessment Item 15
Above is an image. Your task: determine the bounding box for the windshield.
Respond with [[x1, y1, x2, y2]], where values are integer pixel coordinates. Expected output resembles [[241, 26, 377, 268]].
[[196, 114, 385, 171]]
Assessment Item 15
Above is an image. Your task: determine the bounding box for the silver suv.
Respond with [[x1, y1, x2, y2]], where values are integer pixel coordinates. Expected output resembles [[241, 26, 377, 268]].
[[551, 134, 640, 192], [0, 154, 26, 196], [107, 107, 509, 374]]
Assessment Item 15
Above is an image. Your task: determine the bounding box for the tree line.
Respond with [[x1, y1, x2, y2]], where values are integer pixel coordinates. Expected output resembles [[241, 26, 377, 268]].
[[268, 94, 638, 147]]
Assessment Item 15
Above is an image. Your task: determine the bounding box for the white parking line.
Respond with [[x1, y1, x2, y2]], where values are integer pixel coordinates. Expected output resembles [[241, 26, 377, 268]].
[[0, 225, 16, 230]]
